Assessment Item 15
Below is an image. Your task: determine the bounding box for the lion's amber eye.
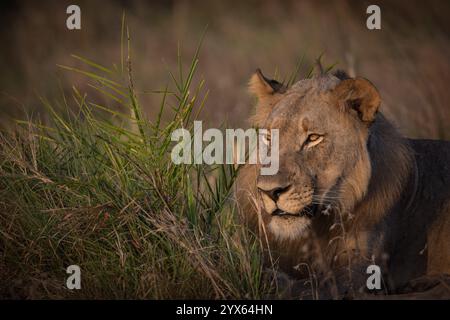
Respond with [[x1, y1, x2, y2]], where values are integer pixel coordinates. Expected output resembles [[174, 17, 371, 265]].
[[304, 133, 324, 149]]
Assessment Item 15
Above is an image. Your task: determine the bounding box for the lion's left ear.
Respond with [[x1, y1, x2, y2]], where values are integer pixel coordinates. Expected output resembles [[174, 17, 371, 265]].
[[248, 69, 286, 126], [249, 69, 286, 99], [333, 77, 380, 123]]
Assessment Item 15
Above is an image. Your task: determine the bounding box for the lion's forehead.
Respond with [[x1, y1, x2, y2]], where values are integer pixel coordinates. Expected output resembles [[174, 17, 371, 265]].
[[267, 77, 341, 131], [289, 75, 340, 93]]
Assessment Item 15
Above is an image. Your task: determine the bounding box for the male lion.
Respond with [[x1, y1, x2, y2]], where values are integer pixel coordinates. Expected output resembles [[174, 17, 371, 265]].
[[236, 68, 450, 299]]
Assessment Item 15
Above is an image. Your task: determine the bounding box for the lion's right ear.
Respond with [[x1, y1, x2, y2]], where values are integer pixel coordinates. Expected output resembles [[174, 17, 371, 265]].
[[333, 77, 380, 123], [248, 69, 286, 126]]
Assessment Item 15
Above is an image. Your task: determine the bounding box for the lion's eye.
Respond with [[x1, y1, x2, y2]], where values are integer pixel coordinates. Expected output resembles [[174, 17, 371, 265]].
[[304, 133, 324, 149]]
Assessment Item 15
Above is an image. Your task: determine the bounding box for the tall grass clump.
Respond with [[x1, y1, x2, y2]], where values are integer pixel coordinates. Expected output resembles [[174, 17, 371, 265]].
[[0, 29, 277, 299]]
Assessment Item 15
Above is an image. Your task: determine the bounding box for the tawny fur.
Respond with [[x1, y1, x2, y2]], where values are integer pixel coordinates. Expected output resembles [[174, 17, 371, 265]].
[[237, 70, 450, 298]]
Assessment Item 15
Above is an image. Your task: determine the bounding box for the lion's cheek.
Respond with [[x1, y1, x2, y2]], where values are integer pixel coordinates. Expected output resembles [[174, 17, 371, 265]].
[[316, 165, 343, 191]]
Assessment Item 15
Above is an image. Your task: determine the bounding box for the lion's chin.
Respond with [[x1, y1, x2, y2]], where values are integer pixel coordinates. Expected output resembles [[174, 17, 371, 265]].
[[268, 215, 311, 241]]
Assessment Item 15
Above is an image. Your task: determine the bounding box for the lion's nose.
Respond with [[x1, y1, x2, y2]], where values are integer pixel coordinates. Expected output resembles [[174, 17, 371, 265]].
[[258, 185, 291, 202]]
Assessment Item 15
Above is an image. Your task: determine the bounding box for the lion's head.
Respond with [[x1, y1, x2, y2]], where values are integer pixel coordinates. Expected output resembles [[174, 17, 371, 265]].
[[248, 69, 385, 241]]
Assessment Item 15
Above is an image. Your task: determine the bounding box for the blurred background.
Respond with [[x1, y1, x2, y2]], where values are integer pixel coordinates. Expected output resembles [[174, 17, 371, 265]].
[[0, 0, 449, 138]]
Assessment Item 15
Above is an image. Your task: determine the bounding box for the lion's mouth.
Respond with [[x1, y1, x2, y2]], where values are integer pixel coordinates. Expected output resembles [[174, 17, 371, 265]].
[[272, 203, 318, 218]]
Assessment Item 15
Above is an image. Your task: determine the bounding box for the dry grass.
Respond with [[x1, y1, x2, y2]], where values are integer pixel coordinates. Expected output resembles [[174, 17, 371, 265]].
[[0, 33, 278, 298]]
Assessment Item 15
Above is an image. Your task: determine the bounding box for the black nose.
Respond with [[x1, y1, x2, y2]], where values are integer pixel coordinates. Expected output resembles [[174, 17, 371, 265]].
[[258, 185, 291, 202]]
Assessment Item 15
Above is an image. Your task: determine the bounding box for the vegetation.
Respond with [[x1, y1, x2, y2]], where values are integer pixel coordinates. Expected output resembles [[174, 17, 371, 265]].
[[0, 28, 276, 299]]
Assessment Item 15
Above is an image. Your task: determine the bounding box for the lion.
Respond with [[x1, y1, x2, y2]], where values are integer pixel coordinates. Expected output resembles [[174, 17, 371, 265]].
[[236, 68, 450, 299]]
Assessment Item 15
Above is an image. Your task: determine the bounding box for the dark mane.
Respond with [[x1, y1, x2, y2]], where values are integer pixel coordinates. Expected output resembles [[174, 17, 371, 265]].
[[333, 70, 350, 80], [354, 113, 415, 227]]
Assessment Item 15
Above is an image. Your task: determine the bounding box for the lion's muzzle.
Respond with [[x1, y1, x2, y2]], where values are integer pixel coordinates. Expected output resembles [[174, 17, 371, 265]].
[[257, 177, 316, 217]]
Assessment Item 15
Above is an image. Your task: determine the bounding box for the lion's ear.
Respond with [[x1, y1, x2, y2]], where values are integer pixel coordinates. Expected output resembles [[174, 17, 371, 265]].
[[334, 77, 380, 123], [248, 69, 286, 126], [249, 69, 286, 99]]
